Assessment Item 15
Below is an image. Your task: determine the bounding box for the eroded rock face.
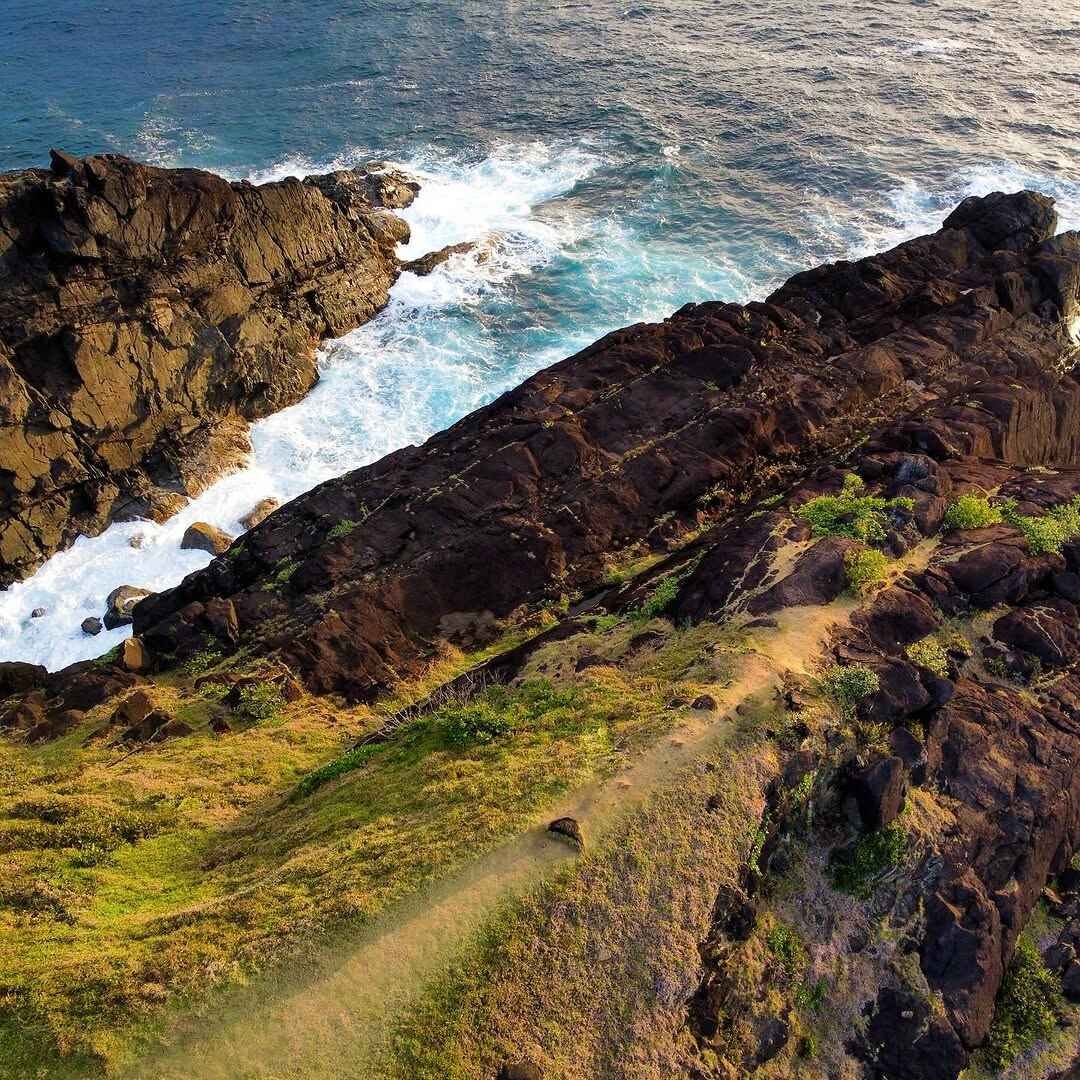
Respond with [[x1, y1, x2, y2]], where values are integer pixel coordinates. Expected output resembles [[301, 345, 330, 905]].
[[0, 150, 417, 584], [131, 190, 1079, 702]]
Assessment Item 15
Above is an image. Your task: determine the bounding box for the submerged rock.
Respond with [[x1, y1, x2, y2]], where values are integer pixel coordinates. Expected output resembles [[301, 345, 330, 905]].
[[239, 498, 280, 530]]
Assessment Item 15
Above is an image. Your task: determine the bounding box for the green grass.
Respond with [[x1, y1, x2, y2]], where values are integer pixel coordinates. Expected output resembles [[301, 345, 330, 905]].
[[235, 682, 285, 723], [798, 473, 913, 543], [765, 921, 806, 979]]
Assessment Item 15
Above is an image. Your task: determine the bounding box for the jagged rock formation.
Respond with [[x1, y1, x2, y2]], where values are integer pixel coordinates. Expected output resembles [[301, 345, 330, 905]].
[[130, 190, 1080, 703], [0, 150, 418, 584]]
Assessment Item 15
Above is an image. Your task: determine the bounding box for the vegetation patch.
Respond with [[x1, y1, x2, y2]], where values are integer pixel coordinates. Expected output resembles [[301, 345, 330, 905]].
[[235, 682, 286, 723], [817, 664, 880, 721], [905, 635, 949, 677], [828, 822, 906, 899], [798, 473, 913, 543], [984, 937, 1061, 1070], [844, 546, 890, 596], [327, 519, 359, 540], [943, 492, 1002, 531], [1000, 495, 1080, 555]]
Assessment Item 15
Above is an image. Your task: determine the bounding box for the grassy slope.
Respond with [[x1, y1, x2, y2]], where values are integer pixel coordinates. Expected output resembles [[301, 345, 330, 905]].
[[0, 608, 743, 1077]]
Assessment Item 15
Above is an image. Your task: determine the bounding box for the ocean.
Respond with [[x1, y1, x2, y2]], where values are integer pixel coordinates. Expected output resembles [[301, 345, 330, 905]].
[[2, 0, 1080, 668]]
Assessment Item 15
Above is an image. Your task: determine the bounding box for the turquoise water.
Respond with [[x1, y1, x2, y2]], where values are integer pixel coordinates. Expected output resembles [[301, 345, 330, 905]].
[[3, 0, 1080, 667]]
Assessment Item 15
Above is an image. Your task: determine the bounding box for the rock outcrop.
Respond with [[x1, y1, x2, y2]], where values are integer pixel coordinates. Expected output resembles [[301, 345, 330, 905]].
[[0, 151, 417, 584], [129, 190, 1080, 704]]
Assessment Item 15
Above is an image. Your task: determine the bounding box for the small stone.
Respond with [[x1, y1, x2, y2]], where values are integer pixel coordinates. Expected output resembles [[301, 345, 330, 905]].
[[30, 607, 46, 618], [81, 617, 103, 636], [691, 693, 717, 710], [548, 817, 583, 847]]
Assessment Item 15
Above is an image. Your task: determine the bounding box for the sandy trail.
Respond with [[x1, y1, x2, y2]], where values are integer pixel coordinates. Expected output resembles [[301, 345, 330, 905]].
[[132, 604, 846, 1080]]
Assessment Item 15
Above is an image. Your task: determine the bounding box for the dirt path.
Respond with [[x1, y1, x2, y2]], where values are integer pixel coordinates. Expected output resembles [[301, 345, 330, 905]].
[[131, 605, 847, 1080]]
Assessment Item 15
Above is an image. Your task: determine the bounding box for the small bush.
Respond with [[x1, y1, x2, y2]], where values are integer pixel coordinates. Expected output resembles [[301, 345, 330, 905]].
[[440, 702, 513, 746], [818, 664, 880, 720], [985, 938, 1060, 1069], [943, 493, 1002, 531], [1000, 495, 1080, 555], [765, 922, 805, 979], [829, 823, 906, 899], [796, 977, 828, 1014], [185, 647, 223, 676], [295, 744, 378, 799], [798, 473, 913, 543], [845, 547, 890, 596], [327, 519, 358, 540], [905, 636, 949, 677], [235, 682, 286, 723]]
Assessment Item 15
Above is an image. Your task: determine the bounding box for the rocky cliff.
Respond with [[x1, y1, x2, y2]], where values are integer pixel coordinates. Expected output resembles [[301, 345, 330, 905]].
[[2, 188, 1080, 1080], [130, 190, 1080, 698], [0, 151, 418, 585]]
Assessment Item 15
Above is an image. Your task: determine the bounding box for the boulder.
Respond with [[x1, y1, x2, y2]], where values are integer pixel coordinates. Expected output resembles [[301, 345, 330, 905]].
[[30, 607, 45, 618], [0, 661, 46, 700], [403, 241, 476, 276], [847, 756, 907, 830], [119, 708, 171, 744], [27, 709, 84, 744], [181, 522, 234, 557], [113, 689, 156, 728], [497, 1065, 542, 1080], [239, 498, 279, 530], [548, 817, 583, 847], [104, 586, 153, 629], [121, 637, 150, 673], [81, 616, 103, 636]]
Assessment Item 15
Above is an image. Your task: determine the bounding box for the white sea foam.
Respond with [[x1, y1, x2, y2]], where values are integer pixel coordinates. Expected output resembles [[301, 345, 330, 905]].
[[905, 38, 969, 56], [0, 142, 600, 670]]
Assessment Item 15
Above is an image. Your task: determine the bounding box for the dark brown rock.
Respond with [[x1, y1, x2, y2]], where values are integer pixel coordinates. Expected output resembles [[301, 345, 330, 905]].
[[81, 616, 103, 636], [0, 151, 417, 585], [848, 755, 907, 830], [497, 1064, 542, 1080], [548, 817, 583, 847]]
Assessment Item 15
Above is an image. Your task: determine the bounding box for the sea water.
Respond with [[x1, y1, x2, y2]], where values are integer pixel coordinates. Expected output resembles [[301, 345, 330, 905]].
[[2, 0, 1080, 668]]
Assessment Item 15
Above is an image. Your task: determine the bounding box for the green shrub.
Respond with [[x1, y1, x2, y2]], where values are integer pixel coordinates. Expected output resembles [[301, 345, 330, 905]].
[[985, 938, 1060, 1069], [796, 977, 828, 1014], [235, 682, 286, 723], [798, 473, 913, 543], [765, 922, 805, 978], [1000, 495, 1080, 555], [829, 823, 906, 899], [905, 636, 949, 677], [295, 744, 379, 799], [943, 493, 1002, 531], [327, 519, 358, 540], [437, 679, 582, 748], [185, 647, 223, 676], [818, 664, 880, 720], [845, 547, 890, 596]]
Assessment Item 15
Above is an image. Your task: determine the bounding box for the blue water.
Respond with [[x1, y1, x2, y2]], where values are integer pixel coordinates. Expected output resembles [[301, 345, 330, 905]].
[[3, 0, 1080, 668]]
